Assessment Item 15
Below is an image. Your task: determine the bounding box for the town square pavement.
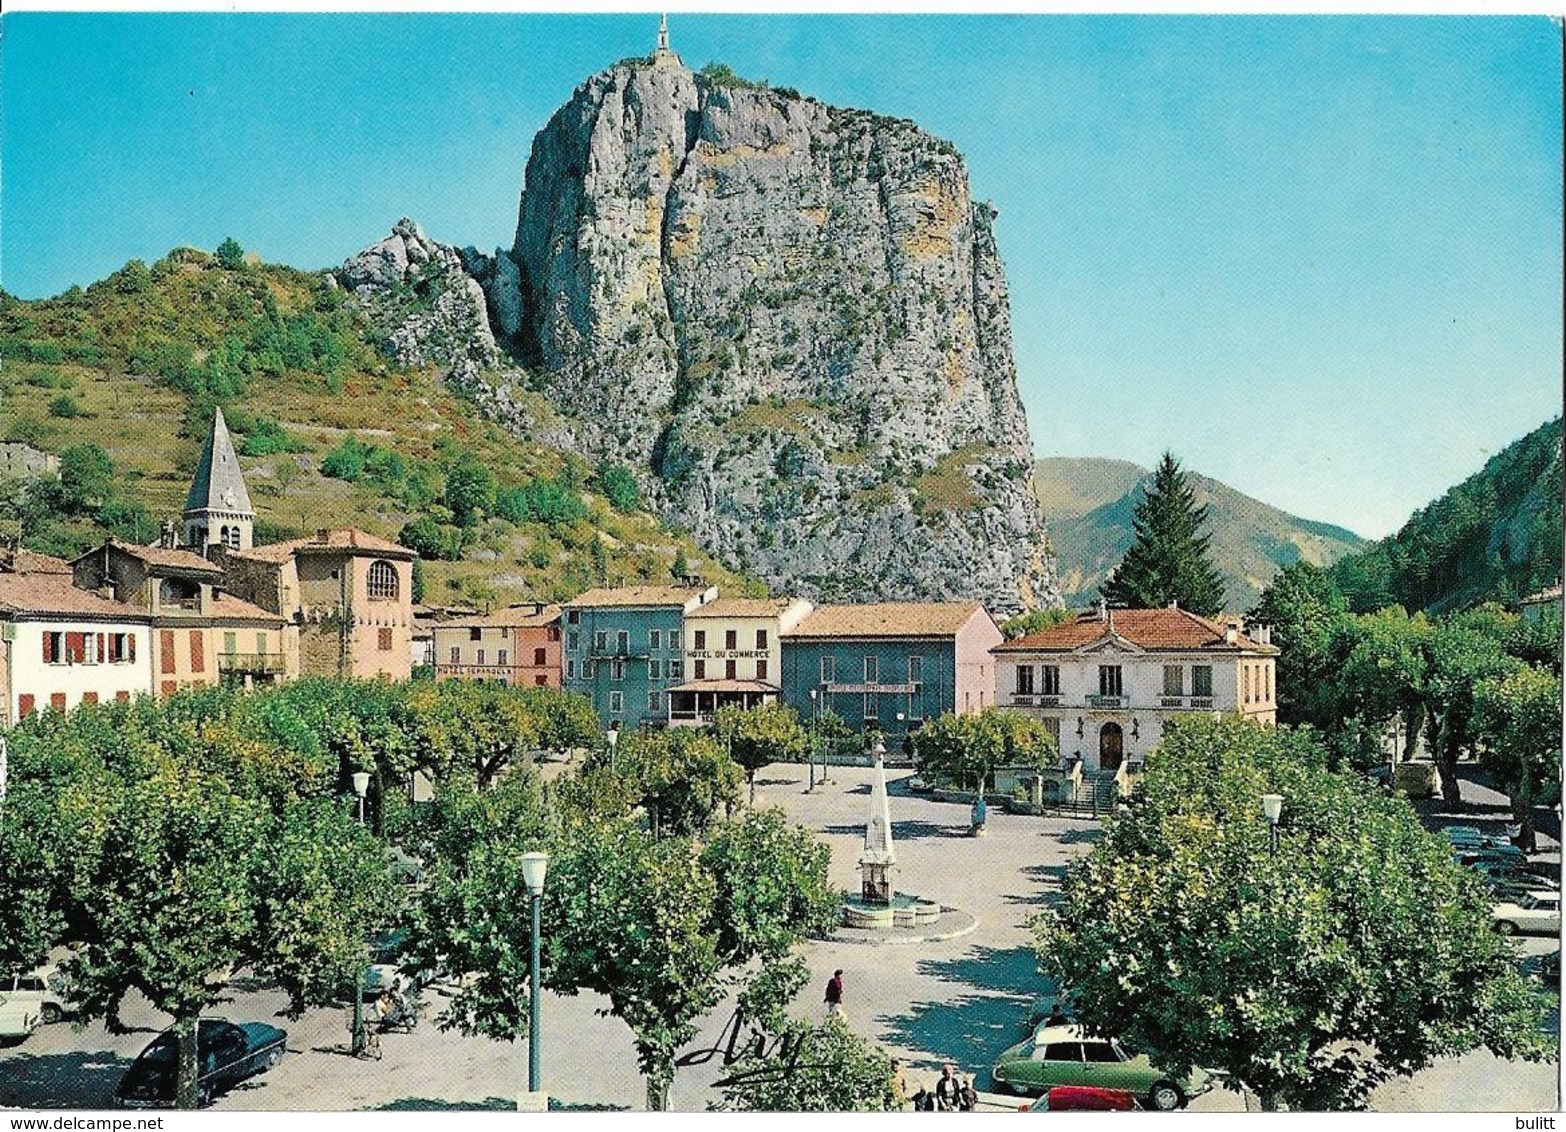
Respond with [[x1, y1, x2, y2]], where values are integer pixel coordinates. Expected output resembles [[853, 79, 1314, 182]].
[[0, 763, 1556, 1111]]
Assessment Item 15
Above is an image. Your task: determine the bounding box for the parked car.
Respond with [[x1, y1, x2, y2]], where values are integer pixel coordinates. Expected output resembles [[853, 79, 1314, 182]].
[[1443, 825, 1510, 850], [115, 1019, 287, 1108], [0, 997, 39, 1043], [1454, 844, 1529, 871], [992, 1024, 1211, 1110], [4, 963, 74, 1024], [1019, 1086, 1138, 1112], [1492, 891, 1563, 936]]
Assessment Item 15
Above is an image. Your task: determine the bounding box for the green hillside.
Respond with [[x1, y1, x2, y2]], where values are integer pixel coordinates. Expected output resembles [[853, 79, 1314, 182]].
[[1328, 417, 1563, 614], [1036, 457, 1366, 612], [0, 247, 759, 605]]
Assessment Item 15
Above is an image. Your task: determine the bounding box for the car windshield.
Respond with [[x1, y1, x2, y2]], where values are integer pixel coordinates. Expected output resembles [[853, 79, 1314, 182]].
[[140, 1038, 177, 1064]]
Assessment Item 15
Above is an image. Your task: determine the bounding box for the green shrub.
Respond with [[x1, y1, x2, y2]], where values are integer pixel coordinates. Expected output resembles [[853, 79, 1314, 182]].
[[593, 459, 641, 513], [321, 436, 370, 482], [48, 394, 82, 418], [238, 417, 305, 457]]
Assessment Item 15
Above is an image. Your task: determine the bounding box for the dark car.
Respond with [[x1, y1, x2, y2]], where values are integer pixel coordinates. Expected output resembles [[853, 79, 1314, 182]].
[[1020, 1086, 1138, 1112], [115, 1018, 287, 1108]]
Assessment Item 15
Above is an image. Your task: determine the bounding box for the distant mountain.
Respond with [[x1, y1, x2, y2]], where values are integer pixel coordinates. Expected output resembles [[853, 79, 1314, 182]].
[[1329, 417, 1563, 615], [1035, 458, 1367, 612]]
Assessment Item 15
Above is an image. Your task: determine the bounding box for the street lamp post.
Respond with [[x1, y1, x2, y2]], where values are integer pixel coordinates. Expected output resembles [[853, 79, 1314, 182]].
[[348, 771, 371, 1057], [807, 690, 817, 792], [351, 771, 371, 827], [520, 851, 550, 1111], [1261, 793, 1284, 856], [606, 727, 620, 774]]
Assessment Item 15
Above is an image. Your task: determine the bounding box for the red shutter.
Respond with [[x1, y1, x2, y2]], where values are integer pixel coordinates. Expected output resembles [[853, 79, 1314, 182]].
[[65, 632, 85, 664], [97, 634, 106, 663], [160, 680, 177, 698], [115, 691, 130, 703], [82, 692, 98, 705], [49, 693, 66, 712], [18, 694, 34, 717], [42, 634, 53, 664], [160, 631, 176, 675], [127, 635, 136, 663], [189, 631, 204, 674]]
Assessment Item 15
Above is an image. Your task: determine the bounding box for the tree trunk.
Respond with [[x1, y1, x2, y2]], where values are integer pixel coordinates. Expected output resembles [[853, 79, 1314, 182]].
[[1513, 766, 1538, 853], [645, 1062, 673, 1112], [1403, 702, 1425, 761], [749, 769, 756, 807], [1437, 728, 1463, 812], [176, 1013, 200, 1110]]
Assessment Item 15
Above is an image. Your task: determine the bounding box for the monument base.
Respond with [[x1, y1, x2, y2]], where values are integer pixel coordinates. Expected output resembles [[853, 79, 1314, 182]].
[[517, 1090, 549, 1112]]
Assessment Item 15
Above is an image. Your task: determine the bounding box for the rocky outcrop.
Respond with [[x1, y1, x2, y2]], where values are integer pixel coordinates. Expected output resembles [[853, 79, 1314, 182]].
[[344, 56, 1060, 613]]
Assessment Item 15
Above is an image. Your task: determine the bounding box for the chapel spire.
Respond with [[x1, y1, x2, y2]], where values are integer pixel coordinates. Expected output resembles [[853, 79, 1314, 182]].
[[182, 407, 254, 553], [651, 12, 682, 68]]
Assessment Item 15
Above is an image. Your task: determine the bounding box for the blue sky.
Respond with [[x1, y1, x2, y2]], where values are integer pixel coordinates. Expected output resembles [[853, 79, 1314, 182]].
[[2, 13, 1560, 538]]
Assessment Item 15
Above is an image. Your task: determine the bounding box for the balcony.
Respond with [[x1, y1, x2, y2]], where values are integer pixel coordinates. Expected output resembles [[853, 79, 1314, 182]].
[[1158, 695, 1216, 710], [218, 652, 286, 675], [1011, 694, 1061, 708]]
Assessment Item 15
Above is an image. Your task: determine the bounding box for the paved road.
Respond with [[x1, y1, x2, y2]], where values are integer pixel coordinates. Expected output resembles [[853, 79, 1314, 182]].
[[0, 761, 1556, 1111]]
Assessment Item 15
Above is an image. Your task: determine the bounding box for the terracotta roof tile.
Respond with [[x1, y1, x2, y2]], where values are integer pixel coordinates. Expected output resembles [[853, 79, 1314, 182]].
[[76, 540, 222, 575], [995, 607, 1276, 653], [210, 592, 285, 624], [0, 550, 72, 576], [235, 529, 414, 563], [686, 597, 797, 618], [441, 603, 561, 629], [567, 586, 712, 609], [786, 602, 988, 639], [0, 574, 147, 620]]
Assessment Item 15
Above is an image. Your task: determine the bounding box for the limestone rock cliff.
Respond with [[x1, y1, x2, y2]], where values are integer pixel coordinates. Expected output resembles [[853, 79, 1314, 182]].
[[347, 55, 1060, 613]]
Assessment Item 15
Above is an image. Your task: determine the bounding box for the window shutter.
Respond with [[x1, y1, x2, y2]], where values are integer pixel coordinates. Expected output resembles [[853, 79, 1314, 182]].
[[127, 635, 136, 663], [42, 634, 53, 664], [97, 634, 106, 663]]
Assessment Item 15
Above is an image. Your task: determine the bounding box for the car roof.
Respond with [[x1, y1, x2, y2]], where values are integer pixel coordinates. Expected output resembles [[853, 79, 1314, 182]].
[[1031, 1024, 1116, 1045]]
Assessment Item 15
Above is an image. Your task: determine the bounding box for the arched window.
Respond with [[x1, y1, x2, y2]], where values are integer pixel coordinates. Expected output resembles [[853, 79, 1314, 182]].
[[225, 526, 241, 549], [367, 559, 399, 601], [219, 525, 231, 547]]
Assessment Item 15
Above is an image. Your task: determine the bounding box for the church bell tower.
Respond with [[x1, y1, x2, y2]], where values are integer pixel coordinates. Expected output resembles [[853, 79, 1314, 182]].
[[183, 407, 255, 553]]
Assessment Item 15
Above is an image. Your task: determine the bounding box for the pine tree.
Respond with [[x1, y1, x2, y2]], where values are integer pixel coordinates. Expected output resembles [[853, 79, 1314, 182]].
[[1101, 452, 1227, 616]]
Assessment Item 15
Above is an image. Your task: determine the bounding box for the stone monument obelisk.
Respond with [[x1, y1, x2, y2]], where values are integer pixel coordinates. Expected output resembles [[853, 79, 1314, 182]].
[[859, 739, 897, 903]]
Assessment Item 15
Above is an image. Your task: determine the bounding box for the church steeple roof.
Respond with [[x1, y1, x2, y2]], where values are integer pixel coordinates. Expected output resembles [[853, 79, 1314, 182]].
[[184, 407, 253, 516]]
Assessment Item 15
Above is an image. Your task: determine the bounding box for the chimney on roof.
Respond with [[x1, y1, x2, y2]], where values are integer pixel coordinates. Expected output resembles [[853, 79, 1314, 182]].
[[1224, 627, 1239, 644], [158, 521, 179, 550], [315, 529, 330, 544], [1097, 598, 1108, 622], [533, 601, 545, 615], [1168, 599, 1179, 610]]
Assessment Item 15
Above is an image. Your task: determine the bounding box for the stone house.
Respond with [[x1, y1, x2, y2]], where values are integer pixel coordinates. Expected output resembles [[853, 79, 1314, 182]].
[[991, 605, 1278, 774], [218, 529, 416, 682], [779, 602, 1003, 738], [70, 538, 292, 696]]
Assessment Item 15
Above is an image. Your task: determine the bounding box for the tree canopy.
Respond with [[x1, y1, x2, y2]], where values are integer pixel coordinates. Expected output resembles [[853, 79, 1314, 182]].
[[1034, 714, 1553, 1111], [1101, 452, 1226, 617]]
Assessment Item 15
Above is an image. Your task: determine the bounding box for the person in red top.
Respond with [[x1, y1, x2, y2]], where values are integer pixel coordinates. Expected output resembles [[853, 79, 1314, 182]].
[[824, 969, 845, 1017]]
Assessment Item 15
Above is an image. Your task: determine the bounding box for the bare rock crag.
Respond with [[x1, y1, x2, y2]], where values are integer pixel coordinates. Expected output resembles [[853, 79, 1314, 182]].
[[345, 53, 1059, 613]]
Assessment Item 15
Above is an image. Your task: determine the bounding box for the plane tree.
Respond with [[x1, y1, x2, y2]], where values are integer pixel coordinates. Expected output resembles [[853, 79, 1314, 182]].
[[1034, 714, 1552, 1111]]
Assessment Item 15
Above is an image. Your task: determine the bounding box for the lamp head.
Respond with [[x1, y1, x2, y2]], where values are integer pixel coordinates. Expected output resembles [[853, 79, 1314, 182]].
[[1261, 793, 1284, 825], [520, 851, 549, 895], [351, 771, 372, 798], [606, 727, 619, 748]]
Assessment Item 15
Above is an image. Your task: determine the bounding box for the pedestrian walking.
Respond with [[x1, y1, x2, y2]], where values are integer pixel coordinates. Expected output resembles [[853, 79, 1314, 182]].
[[958, 1074, 978, 1111], [935, 1063, 958, 1110], [1045, 1001, 1069, 1027], [824, 969, 846, 1017]]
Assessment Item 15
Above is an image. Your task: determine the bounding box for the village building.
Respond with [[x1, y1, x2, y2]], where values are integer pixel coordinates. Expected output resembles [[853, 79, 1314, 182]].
[[0, 549, 153, 724], [991, 604, 1278, 774], [561, 584, 717, 730], [69, 536, 293, 696], [668, 596, 814, 725], [218, 529, 416, 682], [433, 602, 563, 688], [779, 602, 1003, 738]]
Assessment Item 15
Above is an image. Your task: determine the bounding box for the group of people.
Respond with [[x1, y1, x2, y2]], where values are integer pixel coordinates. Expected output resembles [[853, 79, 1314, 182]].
[[901, 1063, 979, 1112], [374, 978, 419, 1030]]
